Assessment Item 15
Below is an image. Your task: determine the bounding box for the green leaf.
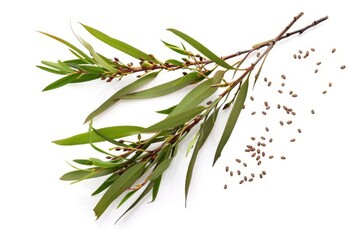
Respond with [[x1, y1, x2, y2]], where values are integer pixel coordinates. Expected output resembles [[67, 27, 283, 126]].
[[79, 65, 105, 74], [253, 52, 269, 89], [185, 109, 219, 206], [81, 23, 153, 61], [71, 73, 100, 83], [116, 181, 154, 222], [213, 80, 249, 165], [186, 132, 199, 156], [93, 161, 146, 219], [60, 167, 118, 181], [85, 71, 160, 123], [121, 71, 204, 100], [37, 65, 68, 75], [89, 158, 122, 168], [156, 105, 177, 115], [161, 40, 188, 55], [151, 176, 162, 203], [38, 31, 93, 62], [168, 70, 224, 117], [92, 173, 120, 196], [148, 144, 173, 181], [42, 73, 80, 91], [73, 159, 93, 166], [41, 61, 73, 73], [116, 190, 138, 208], [145, 106, 205, 132], [78, 37, 118, 73], [167, 29, 233, 69], [165, 59, 185, 67], [53, 125, 145, 145]]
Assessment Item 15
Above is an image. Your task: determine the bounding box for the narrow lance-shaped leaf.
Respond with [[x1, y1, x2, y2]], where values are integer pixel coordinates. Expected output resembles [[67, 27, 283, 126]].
[[145, 106, 205, 133], [85, 71, 160, 123], [37, 65, 67, 75], [167, 28, 233, 69], [60, 167, 119, 181], [89, 158, 122, 168], [92, 173, 120, 196], [53, 125, 145, 145], [151, 176, 162, 203], [93, 161, 146, 219], [116, 190, 138, 209], [253, 52, 269, 89], [213, 79, 249, 165], [156, 104, 177, 115], [161, 40, 188, 55], [43, 73, 80, 91], [168, 70, 224, 117], [185, 108, 219, 206], [81, 23, 153, 61]]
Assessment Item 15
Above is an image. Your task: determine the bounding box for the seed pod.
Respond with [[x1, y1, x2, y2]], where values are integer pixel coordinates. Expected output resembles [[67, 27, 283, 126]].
[[340, 65, 346, 69], [206, 101, 212, 105], [311, 109, 315, 114], [269, 138, 273, 143], [322, 90, 327, 94], [224, 184, 227, 189], [250, 96, 254, 101], [269, 155, 274, 159], [225, 166, 229, 172], [298, 128, 302, 133], [314, 69, 318, 73], [251, 137, 256, 141], [115, 147, 121, 151], [332, 48, 336, 53], [290, 138, 296, 142], [239, 180, 244, 184], [242, 105, 245, 109], [283, 105, 288, 111], [247, 145, 253, 149], [106, 156, 112, 159], [265, 127, 269, 132], [281, 156, 286, 160], [237, 170, 241, 175], [236, 159, 241, 163], [262, 170, 267, 175], [281, 74, 286, 80]]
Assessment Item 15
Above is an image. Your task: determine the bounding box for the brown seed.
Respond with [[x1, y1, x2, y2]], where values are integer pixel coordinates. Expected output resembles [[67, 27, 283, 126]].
[[322, 90, 327, 94], [259, 174, 263, 179], [246, 145, 253, 149], [269, 138, 273, 143], [281, 156, 286, 160], [239, 180, 244, 184], [243, 163, 247, 167], [278, 90, 283, 94], [262, 152, 265, 157], [267, 81, 272, 87], [264, 101, 269, 107], [244, 176, 248, 181], [277, 104, 281, 109], [287, 120, 293, 125], [257, 161, 262, 166], [283, 105, 288, 111], [257, 52, 260, 57], [298, 50, 303, 54], [261, 143, 266, 147], [281, 74, 286, 80], [225, 166, 229, 172], [315, 69, 318, 73], [332, 48, 336, 53], [280, 121, 284, 126], [311, 109, 315, 114], [261, 136, 266, 140], [340, 65, 346, 70], [206, 101, 212, 105], [262, 111, 267, 115], [249, 178, 254, 182], [292, 94, 298, 97], [293, 54, 297, 59], [289, 90, 293, 95], [251, 137, 256, 141], [224, 184, 227, 189], [237, 170, 241, 175], [298, 55, 302, 59], [291, 112, 296, 116], [257, 142, 261, 146], [250, 96, 254, 101], [305, 50, 309, 56], [236, 158, 241, 163], [257, 149, 261, 154], [230, 171, 233, 176], [298, 128, 302, 133], [115, 147, 121, 151], [251, 173, 255, 177], [290, 138, 296, 142], [316, 61, 322, 65], [245, 149, 251, 152], [251, 111, 256, 115], [266, 106, 270, 110], [262, 170, 267, 175], [281, 82, 285, 87], [256, 155, 261, 161], [106, 156, 112, 159], [329, 82, 332, 87], [269, 155, 274, 159], [251, 152, 256, 157], [265, 127, 269, 132], [311, 48, 315, 52], [264, 77, 268, 82]]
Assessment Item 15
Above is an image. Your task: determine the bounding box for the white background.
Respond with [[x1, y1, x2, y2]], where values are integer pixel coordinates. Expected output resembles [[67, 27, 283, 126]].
[[1, 0, 359, 239]]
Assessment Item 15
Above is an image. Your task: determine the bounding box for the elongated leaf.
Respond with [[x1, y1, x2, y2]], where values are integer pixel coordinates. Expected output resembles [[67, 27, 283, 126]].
[[213, 80, 249, 165], [73, 159, 93, 166], [185, 109, 219, 206], [168, 70, 224, 117], [43, 73, 80, 91], [116, 190, 138, 208], [60, 167, 118, 181], [85, 71, 160, 123], [89, 158, 122, 168], [38, 31, 93, 62], [94, 161, 146, 219], [37, 65, 67, 75], [165, 59, 184, 66], [53, 125, 145, 145], [71, 73, 100, 83], [116, 181, 154, 222], [81, 23, 153, 61], [151, 176, 162, 203], [156, 105, 177, 115], [148, 144, 173, 181], [186, 132, 199, 156], [161, 40, 188, 55], [167, 29, 233, 69], [92, 173, 120, 196], [78, 37, 118, 72], [79, 65, 105, 74], [252, 52, 269, 89], [91, 127, 126, 147], [121, 71, 203, 100], [145, 106, 205, 132], [148, 156, 174, 181], [41, 61, 73, 73]]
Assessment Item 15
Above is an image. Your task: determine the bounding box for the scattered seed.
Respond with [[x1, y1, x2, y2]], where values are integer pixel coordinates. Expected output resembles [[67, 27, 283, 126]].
[[106, 156, 112, 159], [281, 74, 286, 80], [230, 171, 233, 177], [298, 50, 303, 54], [206, 101, 212, 105], [283, 105, 288, 111], [225, 166, 229, 172], [281, 82, 285, 87], [251, 153, 256, 157], [264, 77, 268, 82], [250, 96, 254, 101], [298, 55, 302, 59], [290, 138, 296, 142], [269, 155, 274, 159], [262, 170, 267, 175], [298, 128, 302, 133], [239, 180, 244, 184], [289, 90, 293, 95], [316, 61, 322, 65], [291, 112, 296, 116], [311, 109, 315, 114], [259, 174, 263, 179], [280, 121, 284, 126], [329, 82, 332, 87], [264, 101, 269, 107], [340, 65, 346, 70], [244, 176, 248, 181], [322, 90, 327, 94], [262, 111, 267, 115], [236, 159, 241, 163], [224, 184, 227, 189], [251, 137, 256, 141], [278, 90, 283, 94], [257, 142, 261, 146], [257, 52, 260, 57], [265, 127, 269, 132], [293, 54, 297, 59], [243, 163, 247, 167], [281, 156, 286, 160], [332, 48, 336, 53], [249, 178, 254, 182], [245, 149, 251, 152], [257, 149, 261, 154], [311, 48, 315, 52], [261, 143, 266, 147], [251, 173, 255, 178], [246, 145, 253, 149], [261, 136, 266, 140], [257, 161, 262, 166], [262, 152, 265, 157], [269, 138, 273, 143], [267, 81, 272, 87], [292, 94, 298, 97], [251, 111, 256, 115], [256, 155, 260, 161], [266, 106, 270, 110], [277, 104, 281, 109], [314, 69, 318, 73], [237, 170, 241, 175], [287, 120, 293, 125]]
